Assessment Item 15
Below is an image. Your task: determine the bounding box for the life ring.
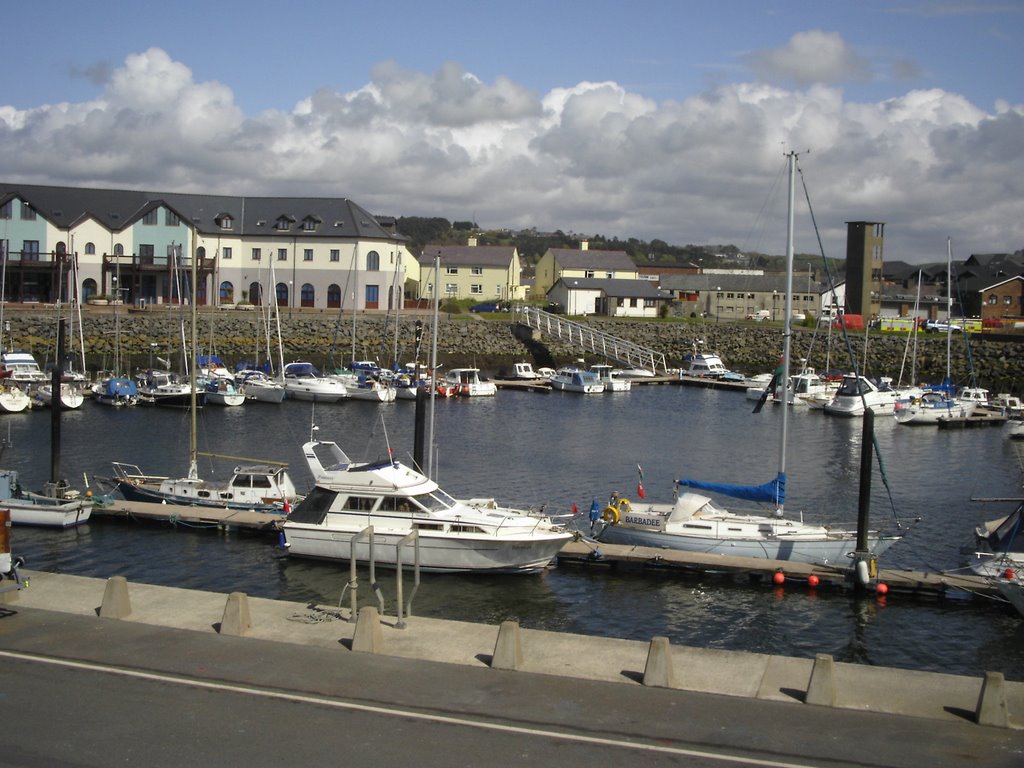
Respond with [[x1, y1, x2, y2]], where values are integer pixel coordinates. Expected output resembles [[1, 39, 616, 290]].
[[602, 498, 631, 524]]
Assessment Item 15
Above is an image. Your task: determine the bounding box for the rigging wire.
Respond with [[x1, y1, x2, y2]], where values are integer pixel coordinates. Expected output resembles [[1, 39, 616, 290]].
[[795, 159, 902, 526]]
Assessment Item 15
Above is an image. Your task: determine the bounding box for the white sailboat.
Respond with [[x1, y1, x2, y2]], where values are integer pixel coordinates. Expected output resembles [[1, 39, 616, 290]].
[[594, 153, 904, 565], [111, 244, 298, 512]]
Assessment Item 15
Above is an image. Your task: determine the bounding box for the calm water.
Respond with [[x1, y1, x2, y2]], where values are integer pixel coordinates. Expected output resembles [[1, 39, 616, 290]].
[[7, 383, 1024, 678]]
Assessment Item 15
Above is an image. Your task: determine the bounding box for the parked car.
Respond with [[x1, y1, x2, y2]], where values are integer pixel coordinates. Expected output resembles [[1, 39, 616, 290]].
[[923, 319, 963, 333], [469, 302, 502, 313]]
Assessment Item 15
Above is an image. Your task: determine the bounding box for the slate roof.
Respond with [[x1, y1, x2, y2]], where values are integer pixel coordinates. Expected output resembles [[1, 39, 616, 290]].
[[658, 273, 831, 295], [552, 277, 667, 299], [548, 248, 637, 271], [417, 244, 515, 268], [0, 181, 403, 242]]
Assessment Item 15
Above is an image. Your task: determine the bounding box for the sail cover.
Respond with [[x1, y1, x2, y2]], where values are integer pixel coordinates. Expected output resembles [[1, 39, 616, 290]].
[[677, 472, 786, 505]]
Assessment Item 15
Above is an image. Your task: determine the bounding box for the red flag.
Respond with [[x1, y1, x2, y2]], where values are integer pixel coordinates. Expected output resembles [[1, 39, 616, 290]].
[[636, 464, 645, 498], [637, 481, 645, 499], [572, 502, 579, 515]]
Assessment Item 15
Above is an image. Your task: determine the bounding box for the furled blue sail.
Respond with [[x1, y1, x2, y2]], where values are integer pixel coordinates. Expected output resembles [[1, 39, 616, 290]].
[[676, 472, 785, 505]]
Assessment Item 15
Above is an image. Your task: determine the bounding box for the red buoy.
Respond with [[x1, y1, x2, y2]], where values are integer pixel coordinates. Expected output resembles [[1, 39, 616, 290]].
[[772, 571, 785, 585], [807, 574, 820, 588], [876, 582, 889, 596], [1004, 568, 1016, 580]]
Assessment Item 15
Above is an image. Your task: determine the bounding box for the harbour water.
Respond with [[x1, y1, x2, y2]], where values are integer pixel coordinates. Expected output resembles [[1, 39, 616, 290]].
[[6, 383, 1024, 678]]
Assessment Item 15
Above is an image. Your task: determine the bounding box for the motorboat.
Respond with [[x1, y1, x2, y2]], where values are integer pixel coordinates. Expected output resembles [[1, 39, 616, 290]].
[[823, 374, 898, 417], [342, 376, 397, 403], [550, 367, 604, 394], [991, 393, 1023, 418], [681, 348, 730, 379], [0, 352, 48, 388], [536, 367, 556, 379], [590, 364, 631, 392], [0, 470, 92, 527], [611, 367, 656, 379], [111, 460, 299, 513], [511, 362, 540, 379], [1008, 420, 1024, 440], [281, 438, 572, 573], [283, 362, 348, 402], [744, 372, 775, 402], [236, 369, 287, 403], [444, 368, 497, 397], [969, 501, 1024, 618], [594, 153, 905, 566], [136, 369, 201, 408], [783, 368, 837, 407], [34, 382, 84, 410], [0, 382, 31, 412], [91, 376, 138, 407]]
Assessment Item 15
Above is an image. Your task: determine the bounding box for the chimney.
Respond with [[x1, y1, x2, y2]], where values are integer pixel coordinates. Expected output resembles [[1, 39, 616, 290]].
[[468, 236, 478, 247], [580, 240, 589, 251]]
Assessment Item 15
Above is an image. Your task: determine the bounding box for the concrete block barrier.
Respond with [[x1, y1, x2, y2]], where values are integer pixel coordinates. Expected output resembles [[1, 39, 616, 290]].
[[352, 606, 384, 653], [642, 636, 676, 688], [219, 592, 252, 637], [975, 671, 1009, 728], [805, 653, 836, 707], [99, 575, 132, 619], [491, 620, 523, 670]]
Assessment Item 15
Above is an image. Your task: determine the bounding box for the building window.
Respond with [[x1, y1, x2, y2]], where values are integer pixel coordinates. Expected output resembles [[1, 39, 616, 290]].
[[470, 284, 482, 294], [302, 218, 317, 232], [137, 244, 154, 263], [327, 284, 341, 308], [364, 251, 379, 271], [426, 283, 434, 297], [275, 217, 291, 231], [471, 267, 483, 275], [22, 241, 40, 261], [606, 272, 613, 279], [20, 204, 36, 221], [276, 282, 288, 306], [0, 201, 11, 219], [85, 242, 96, 255], [330, 249, 340, 262], [216, 215, 233, 230], [142, 209, 158, 225], [446, 266, 458, 275], [220, 282, 234, 302], [304, 248, 313, 262], [445, 283, 457, 295], [584, 270, 594, 278], [301, 283, 315, 307], [165, 210, 180, 226], [365, 285, 379, 307], [645, 299, 656, 308], [252, 248, 262, 261], [1005, 296, 1013, 305], [222, 247, 232, 260], [277, 248, 287, 261]]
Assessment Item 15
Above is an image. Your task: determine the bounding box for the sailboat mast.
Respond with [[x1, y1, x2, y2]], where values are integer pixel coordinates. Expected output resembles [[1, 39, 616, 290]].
[[188, 242, 198, 479], [778, 151, 798, 503], [425, 251, 440, 480], [945, 237, 953, 385]]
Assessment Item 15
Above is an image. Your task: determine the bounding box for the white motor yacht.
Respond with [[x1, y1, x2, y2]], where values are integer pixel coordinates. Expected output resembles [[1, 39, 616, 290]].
[[823, 374, 898, 417], [282, 439, 572, 573], [444, 368, 497, 397], [550, 367, 604, 394], [590, 364, 631, 392], [283, 362, 348, 402]]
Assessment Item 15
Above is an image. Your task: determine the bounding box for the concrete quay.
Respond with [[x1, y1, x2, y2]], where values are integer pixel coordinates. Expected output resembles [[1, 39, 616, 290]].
[[1, 569, 1022, 767]]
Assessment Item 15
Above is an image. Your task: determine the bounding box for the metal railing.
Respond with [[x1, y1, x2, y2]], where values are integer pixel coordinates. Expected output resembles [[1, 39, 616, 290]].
[[339, 525, 422, 628], [512, 304, 667, 374]]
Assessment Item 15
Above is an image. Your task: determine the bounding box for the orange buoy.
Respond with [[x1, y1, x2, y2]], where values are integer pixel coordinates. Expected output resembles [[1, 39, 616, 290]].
[[772, 571, 785, 585], [876, 582, 889, 596], [807, 574, 820, 588]]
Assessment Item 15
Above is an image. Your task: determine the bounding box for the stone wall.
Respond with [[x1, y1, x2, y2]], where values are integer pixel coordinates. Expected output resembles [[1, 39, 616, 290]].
[[4, 306, 1021, 391]]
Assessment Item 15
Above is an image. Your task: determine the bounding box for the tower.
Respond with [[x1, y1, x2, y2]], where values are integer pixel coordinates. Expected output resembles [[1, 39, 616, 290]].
[[845, 222, 883, 317]]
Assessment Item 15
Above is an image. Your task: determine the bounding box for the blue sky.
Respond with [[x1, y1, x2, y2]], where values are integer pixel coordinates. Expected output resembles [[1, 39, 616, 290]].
[[2, 0, 1022, 263]]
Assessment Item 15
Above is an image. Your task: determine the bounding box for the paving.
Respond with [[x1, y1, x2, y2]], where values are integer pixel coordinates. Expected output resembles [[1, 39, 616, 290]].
[[1, 569, 1023, 766]]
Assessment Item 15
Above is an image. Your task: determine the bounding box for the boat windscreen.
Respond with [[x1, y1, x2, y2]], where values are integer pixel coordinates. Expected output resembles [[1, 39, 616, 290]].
[[287, 486, 338, 524], [416, 490, 456, 512]]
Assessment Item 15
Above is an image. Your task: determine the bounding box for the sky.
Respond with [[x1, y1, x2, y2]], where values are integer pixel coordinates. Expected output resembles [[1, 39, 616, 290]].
[[2, 0, 1022, 265]]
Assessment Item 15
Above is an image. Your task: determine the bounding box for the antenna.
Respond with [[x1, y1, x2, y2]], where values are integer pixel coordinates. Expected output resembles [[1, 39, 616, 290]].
[[309, 403, 319, 442]]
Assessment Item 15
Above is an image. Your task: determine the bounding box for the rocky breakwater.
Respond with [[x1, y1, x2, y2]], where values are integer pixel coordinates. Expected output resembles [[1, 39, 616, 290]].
[[3, 306, 1021, 392]]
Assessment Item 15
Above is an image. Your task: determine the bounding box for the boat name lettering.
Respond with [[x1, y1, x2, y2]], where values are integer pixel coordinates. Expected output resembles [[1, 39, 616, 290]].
[[623, 516, 661, 527]]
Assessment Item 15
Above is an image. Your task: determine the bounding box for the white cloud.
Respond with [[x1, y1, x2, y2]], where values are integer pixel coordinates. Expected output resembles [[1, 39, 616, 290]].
[[0, 47, 1021, 263], [745, 30, 872, 86]]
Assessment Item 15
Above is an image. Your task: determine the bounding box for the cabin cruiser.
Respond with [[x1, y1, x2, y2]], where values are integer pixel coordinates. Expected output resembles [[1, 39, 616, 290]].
[[0, 352, 48, 388], [283, 362, 348, 402], [444, 368, 497, 397], [282, 438, 572, 572], [112, 461, 298, 512], [681, 352, 730, 379], [590, 364, 631, 392], [136, 369, 201, 408], [0, 470, 92, 527], [550, 367, 604, 394], [823, 374, 898, 417]]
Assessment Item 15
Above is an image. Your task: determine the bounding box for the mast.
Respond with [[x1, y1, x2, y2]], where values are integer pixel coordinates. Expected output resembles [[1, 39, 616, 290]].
[[188, 242, 198, 480], [777, 151, 797, 510], [945, 237, 953, 388], [425, 250, 440, 480]]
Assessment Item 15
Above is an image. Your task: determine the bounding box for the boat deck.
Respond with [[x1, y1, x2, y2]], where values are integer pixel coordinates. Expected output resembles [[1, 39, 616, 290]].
[[93, 499, 286, 531], [556, 539, 1000, 598]]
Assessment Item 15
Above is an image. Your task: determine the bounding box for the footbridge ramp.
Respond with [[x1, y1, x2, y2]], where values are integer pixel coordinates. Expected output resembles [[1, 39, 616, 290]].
[[512, 305, 667, 374]]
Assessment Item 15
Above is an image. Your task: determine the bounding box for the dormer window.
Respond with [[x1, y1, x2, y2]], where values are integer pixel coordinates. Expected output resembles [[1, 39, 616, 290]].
[[215, 214, 234, 230], [302, 216, 320, 232], [275, 215, 295, 231]]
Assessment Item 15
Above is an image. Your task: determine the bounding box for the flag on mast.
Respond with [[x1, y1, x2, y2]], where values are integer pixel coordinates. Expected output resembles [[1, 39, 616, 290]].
[[636, 464, 645, 498]]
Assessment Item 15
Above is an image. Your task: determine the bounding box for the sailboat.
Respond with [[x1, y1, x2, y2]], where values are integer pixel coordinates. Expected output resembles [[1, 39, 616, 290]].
[[894, 239, 977, 425], [110, 244, 299, 512], [593, 153, 904, 565]]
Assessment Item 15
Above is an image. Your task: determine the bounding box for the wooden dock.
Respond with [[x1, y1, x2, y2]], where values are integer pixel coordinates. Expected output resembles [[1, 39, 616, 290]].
[[938, 410, 1009, 429], [93, 499, 286, 531], [556, 539, 999, 598]]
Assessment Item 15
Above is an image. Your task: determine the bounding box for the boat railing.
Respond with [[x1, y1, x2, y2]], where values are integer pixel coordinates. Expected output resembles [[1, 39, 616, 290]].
[[344, 526, 384, 623], [395, 530, 420, 630], [110, 462, 169, 484]]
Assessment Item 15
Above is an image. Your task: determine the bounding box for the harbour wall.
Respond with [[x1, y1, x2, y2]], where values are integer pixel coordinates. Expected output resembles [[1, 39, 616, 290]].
[[4, 305, 1022, 391]]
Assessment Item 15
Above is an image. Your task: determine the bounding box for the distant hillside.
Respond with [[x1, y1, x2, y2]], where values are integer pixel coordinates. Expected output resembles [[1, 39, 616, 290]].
[[392, 216, 842, 275]]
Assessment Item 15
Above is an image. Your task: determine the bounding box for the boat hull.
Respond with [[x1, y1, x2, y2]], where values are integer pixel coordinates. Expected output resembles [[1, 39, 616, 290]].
[[115, 480, 286, 513], [596, 523, 900, 566], [283, 525, 569, 573], [7, 500, 92, 527]]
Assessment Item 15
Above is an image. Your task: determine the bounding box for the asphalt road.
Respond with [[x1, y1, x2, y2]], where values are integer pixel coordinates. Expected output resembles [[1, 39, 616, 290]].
[[1, 607, 1021, 768]]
